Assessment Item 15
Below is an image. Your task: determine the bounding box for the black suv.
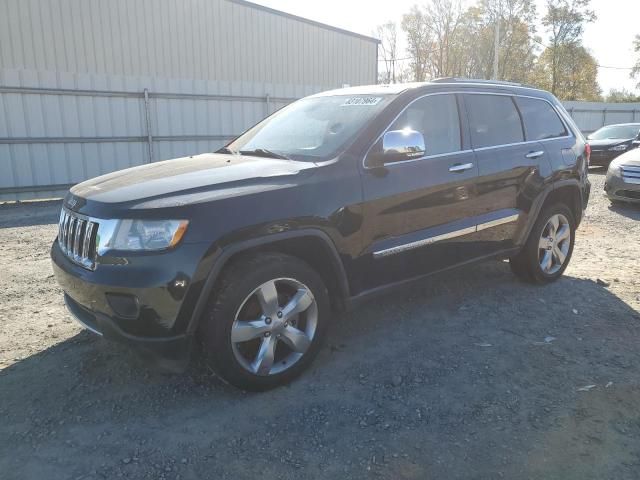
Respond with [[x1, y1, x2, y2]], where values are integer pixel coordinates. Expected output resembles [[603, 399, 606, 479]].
[[51, 79, 591, 390]]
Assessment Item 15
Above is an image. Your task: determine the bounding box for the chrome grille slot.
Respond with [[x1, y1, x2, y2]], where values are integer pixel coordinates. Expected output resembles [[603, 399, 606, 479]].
[[58, 209, 99, 270], [621, 165, 640, 185]]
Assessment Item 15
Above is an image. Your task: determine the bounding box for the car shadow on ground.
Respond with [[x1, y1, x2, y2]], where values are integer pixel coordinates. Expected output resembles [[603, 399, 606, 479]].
[[608, 202, 640, 220], [2, 261, 640, 479], [0, 200, 62, 228]]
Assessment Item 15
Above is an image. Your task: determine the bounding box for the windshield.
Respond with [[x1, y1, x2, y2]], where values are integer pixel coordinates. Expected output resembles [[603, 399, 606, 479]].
[[223, 94, 393, 161], [589, 125, 640, 140]]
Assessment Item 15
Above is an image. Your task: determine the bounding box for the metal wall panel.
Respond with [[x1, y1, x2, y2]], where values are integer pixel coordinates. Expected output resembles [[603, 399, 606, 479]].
[[0, 0, 378, 200], [563, 101, 640, 134], [0, 0, 378, 87]]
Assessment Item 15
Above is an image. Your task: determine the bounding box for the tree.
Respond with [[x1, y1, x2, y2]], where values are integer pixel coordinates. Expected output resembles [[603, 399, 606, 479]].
[[454, 0, 539, 82], [532, 44, 601, 100], [632, 34, 640, 88], [423, 0, 465, 78], [541, 0, 596, 95], [376, 22, 399, 84], [605, 88, 640, 103], [402, 6, 431, 81], [401, 0, 465, 80]]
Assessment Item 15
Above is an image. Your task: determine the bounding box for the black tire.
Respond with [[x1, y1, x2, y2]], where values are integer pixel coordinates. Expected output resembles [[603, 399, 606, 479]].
[[199, 252, 330, 391], [509, 203, 576, 284]]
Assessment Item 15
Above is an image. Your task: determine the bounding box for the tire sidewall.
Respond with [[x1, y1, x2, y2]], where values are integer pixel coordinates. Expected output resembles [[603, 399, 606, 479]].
[[528, 204, 576, 283], [202, 254, 330, 391]]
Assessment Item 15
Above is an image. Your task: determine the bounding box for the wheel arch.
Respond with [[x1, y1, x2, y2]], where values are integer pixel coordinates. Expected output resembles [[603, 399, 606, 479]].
[[545, 181, 584, 226], [186, 229, 350, 334], [517, 180, 585, 247]]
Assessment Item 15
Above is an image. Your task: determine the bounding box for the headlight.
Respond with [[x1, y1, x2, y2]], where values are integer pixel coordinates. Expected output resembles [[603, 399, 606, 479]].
[[608, 160, 622, 177], [609, 144, 628, 152], [97, 219, 189, 252]]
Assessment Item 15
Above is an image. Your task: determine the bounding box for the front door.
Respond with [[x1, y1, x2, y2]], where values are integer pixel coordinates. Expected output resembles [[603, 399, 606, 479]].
[[358, 93, 483, 291]]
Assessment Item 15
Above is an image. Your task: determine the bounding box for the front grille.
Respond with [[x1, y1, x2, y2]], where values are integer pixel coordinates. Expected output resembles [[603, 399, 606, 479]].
[[621, 165, 640, 185], [58, 209, 99, 270]]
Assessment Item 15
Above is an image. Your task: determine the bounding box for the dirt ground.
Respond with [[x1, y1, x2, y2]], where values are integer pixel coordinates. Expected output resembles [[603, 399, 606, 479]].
[[1, 170, 640, 480]]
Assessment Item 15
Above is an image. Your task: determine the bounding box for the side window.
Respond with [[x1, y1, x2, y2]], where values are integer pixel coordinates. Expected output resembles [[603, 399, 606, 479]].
[[465, 94, 524, 148], [389, 94, 461, 156], [514, 97, 568, 140]]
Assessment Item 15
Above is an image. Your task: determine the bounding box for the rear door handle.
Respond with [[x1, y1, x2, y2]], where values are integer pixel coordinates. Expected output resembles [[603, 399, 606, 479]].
[[525, 150, 545, 159], [449, 162, 474, 173]]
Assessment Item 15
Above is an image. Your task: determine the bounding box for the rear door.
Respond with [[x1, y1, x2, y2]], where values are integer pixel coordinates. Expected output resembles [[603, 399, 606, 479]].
[[463, 93, 548, 252], [513, 95, 575, 174]]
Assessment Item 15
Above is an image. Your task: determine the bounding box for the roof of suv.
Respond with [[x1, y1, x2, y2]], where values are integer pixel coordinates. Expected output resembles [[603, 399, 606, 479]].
[[313, 78, 547, 99]]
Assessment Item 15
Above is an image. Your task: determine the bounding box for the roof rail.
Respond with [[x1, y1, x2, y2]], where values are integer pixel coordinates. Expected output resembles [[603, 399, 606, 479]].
[[430, 77, 523, 87]]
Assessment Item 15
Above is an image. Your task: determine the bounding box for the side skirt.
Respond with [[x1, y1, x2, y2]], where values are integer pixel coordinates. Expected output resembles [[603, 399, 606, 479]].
[[343, 247, 521, 311]]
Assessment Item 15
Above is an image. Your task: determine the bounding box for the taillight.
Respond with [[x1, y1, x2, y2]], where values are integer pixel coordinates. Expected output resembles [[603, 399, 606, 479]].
[[585, 143, 591, 165]]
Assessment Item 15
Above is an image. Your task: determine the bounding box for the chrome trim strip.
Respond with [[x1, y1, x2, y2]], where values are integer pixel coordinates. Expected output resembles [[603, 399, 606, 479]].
[[384, 150, 474, 167], [476, 214, 520, 232], [71, 312, 104, 336], [373, 226, 476, 258], [363, 91, 574, 170], [372, 213, 520, 258], [622, 178, 640, 185], [64, 297, 104, 337], [621, 165, 640, 173], [58, 208, 99, 270], [82, 222, 95, 259]]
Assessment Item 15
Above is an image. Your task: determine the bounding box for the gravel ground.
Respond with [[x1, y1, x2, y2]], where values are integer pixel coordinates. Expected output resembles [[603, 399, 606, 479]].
[[1, 170, 640, 480]]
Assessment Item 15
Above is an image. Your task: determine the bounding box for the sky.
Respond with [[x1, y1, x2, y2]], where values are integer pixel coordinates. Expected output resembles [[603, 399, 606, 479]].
[[252, 0, 640, 95]]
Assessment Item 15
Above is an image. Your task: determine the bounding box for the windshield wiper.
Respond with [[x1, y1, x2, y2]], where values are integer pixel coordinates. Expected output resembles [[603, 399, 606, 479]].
[[216, 146, 237, 155], [238, 148, 290, 160]]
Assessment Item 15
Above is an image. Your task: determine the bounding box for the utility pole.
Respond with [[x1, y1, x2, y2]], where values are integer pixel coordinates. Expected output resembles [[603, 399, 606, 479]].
[[492, 16, 500, 80]]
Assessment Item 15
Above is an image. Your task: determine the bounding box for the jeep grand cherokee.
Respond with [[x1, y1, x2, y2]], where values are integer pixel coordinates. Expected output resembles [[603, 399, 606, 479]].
[[51, 79, 591, 390]]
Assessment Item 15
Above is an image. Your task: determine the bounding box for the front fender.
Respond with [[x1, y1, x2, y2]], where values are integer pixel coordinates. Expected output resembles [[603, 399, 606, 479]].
[[183, 228, 350, 335]]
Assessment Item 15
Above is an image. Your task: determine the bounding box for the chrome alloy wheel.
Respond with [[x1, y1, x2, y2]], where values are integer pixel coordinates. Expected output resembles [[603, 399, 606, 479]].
[[231, 278, 318, 376], [538, 213, 571, 275]]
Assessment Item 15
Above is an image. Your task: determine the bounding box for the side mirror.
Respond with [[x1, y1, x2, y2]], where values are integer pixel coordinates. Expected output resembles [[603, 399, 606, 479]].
[[367, 129, 426, 168]]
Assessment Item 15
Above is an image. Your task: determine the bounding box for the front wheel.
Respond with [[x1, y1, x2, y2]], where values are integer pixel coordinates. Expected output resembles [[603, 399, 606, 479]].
[[199, 253, 330, 391], [510, 204, 575, 284]]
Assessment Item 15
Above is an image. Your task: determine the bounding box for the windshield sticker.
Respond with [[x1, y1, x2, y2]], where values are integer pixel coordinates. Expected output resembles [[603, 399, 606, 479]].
[[341, 97, 382, 106]]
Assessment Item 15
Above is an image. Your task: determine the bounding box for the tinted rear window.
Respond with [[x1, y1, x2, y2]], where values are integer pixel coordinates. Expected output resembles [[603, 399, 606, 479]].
[[515, 97, 567, 140], [465, 94, 524, 148]]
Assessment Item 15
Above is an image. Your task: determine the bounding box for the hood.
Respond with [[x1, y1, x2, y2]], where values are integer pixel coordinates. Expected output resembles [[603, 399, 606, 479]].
[[69, 153, 315, 207], [611, 148, 640, 167], [587, 138, 634, 149]]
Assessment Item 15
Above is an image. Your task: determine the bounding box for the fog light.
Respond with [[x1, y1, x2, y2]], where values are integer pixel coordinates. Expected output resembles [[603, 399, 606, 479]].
[[106, 293, 140, 319]]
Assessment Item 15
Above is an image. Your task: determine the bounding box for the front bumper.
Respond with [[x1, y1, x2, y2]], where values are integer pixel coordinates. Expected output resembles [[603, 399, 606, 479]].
[[590, 150, 622, 166], [64, 293, 192, 371], [604, 172, 640, 203], [51, 240, 210, 370]]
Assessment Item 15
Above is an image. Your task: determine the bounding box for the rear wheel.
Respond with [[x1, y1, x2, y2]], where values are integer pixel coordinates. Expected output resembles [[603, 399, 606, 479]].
[[510, 204, 575, 284], [199, 253, 330, 391]]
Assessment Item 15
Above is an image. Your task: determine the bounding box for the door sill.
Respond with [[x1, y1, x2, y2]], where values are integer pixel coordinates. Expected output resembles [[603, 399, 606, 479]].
[[344, 247, 521, 311]]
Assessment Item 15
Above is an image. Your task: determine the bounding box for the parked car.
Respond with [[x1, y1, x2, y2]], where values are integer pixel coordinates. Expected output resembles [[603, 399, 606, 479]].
[[51, 79, 591, 390], [604, 147, 640, 204], [586, 123, 640, 166]]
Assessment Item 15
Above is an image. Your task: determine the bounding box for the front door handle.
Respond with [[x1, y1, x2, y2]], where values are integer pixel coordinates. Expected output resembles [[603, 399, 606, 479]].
[[525, 150, 545, 159], [449, 162, 474, 173]]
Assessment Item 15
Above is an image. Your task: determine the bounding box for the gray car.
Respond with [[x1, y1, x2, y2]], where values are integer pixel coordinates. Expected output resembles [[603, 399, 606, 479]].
[[604, 147, 640, 204]]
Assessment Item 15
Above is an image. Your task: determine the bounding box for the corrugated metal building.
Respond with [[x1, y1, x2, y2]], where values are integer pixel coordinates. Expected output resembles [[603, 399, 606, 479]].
[[0, 0, 379, 200], [563, 101, 640, 134]]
